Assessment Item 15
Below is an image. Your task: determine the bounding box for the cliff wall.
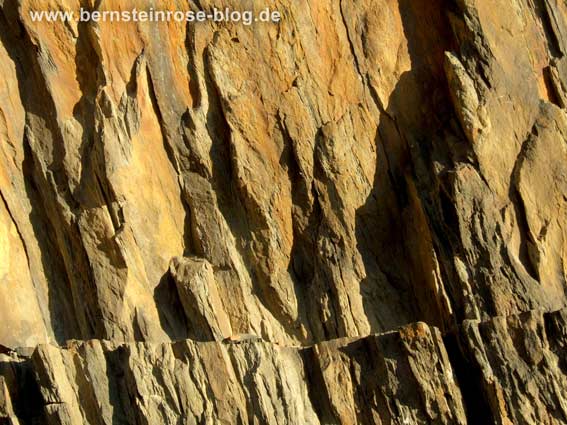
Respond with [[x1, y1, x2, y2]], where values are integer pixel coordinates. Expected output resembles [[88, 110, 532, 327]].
[[2, 0, 567, 423]]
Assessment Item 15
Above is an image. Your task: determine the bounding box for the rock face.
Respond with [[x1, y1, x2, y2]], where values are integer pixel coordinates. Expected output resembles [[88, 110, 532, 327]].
[[1, 322, 468, 425], [2, 0, 567, 423]]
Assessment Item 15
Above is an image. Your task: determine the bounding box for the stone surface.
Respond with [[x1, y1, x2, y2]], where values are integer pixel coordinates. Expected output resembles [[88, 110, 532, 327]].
[[2, 0, 567, 423], [169, 256, 233, 341], [1, 322, 467, 425]]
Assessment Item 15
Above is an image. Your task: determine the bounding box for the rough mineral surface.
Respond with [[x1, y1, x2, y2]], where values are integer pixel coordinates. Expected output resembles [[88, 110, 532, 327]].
[[2, 0, 567, 423]]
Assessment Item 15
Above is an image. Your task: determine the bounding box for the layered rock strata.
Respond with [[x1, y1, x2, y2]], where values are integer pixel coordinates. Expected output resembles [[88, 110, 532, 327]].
[[3, 309, 567, 424], [2, 0, 567, 423]]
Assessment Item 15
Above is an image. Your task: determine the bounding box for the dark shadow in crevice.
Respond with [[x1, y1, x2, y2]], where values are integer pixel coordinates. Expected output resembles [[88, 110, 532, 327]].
[[103, 345, 133, 424], [355, 0, 466, 334], [300, 347, 340, 424], [443, 332, 496, 425], [153, 272, 190, 341], [0, 357, 45, 425]]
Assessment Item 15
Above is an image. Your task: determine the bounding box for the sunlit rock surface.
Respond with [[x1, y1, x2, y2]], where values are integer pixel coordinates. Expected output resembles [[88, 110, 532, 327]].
[[2, 0, 567, 423]]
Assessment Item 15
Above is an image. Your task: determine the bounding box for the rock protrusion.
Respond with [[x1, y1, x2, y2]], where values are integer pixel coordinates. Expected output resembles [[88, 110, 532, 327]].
[[169, 256, 233, 341]]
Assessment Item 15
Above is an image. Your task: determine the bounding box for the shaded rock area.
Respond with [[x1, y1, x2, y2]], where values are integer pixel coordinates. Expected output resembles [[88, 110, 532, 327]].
[[0, 322, 465, 425], [3, 310, 567, 424], [2, 0, 567, 423]]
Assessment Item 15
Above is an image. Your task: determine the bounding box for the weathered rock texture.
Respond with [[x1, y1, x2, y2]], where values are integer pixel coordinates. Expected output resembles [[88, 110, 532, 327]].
[[2, 0, 567, 423]]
